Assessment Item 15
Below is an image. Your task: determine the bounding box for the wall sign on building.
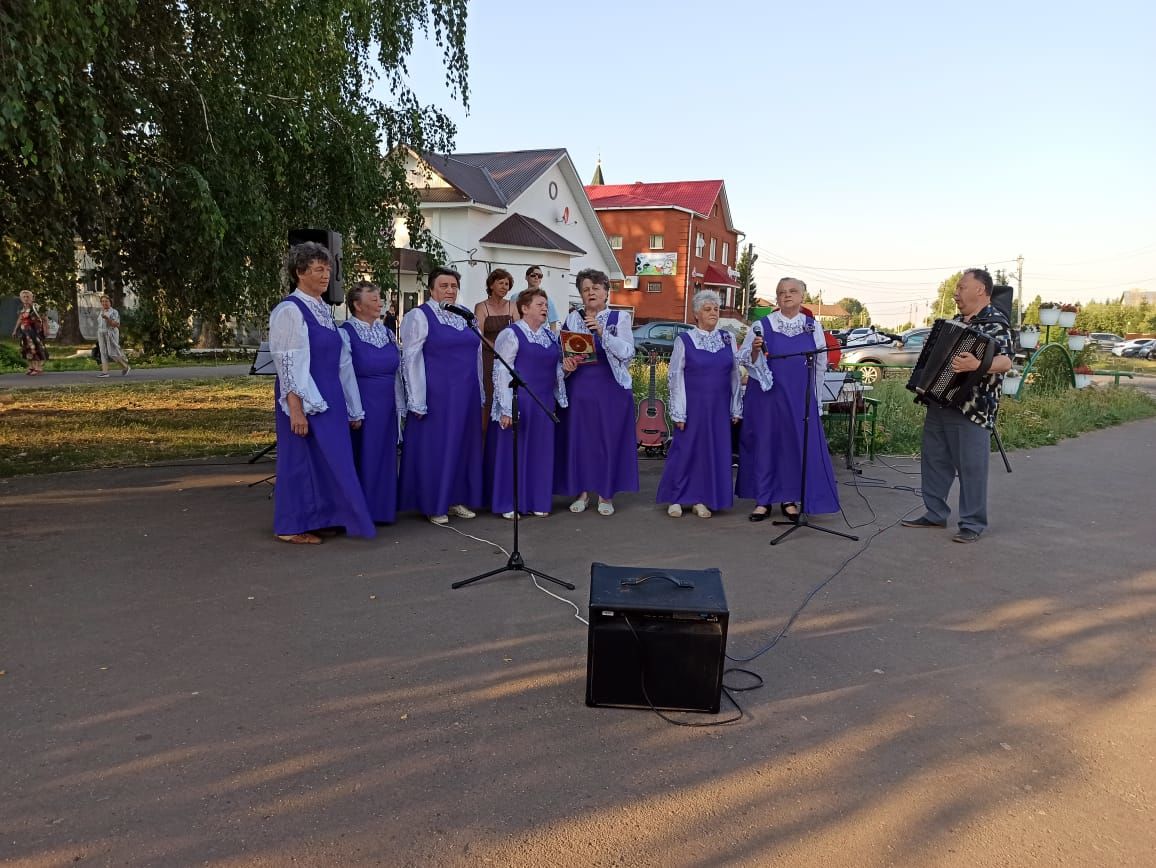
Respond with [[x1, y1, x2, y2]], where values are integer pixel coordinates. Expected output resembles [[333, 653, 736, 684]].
[[635, 252, 678, 276]]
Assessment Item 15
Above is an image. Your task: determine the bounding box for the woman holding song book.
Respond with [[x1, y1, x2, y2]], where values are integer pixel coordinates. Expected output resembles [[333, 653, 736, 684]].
[[553, 269, 638, 516], [483, 287, 567, 518], [736, 277, 840, 522]]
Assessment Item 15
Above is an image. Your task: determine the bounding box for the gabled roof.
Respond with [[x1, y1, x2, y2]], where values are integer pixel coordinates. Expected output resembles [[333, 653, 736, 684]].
[[418, 148, 567, 207], [479, 214, 586, 255], [585, 180, 725, 218]]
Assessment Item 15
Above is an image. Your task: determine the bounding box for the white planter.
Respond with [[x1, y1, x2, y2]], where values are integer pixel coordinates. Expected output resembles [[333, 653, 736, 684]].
[[1058, 310, 1078, 328], [1074, 373, 1093, 389], [1020, 331, 1040, 349], [1068, 335, 1087, 351], [1002, 377, 1021, 396], [1039, 307, 1060, 325]]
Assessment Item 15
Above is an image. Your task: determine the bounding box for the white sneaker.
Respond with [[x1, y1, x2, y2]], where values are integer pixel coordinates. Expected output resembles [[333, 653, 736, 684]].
[[502, 511, 515, 520], [667, 504, 682, 517], [428, 514, 449, 526], [569, 497, 589, 513], [692, 504, 712, 519], [448, 505, 476, 519]]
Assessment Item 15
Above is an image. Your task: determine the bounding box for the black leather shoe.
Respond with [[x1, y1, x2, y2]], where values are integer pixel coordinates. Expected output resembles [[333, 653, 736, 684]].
[[901, 516, 947, 528], [780, 503, 800, 523], [748, 506, 771, 522], [952, 529, 982, 543]]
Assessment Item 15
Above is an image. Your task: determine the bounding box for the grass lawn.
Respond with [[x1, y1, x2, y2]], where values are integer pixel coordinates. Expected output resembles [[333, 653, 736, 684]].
[[0, 377, 274, 477]]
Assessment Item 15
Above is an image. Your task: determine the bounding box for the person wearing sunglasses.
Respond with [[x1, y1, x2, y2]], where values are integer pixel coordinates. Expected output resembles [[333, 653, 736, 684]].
[[509, 266, 562, 332]]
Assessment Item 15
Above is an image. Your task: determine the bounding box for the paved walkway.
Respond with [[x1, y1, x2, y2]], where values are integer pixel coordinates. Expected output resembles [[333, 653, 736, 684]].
[[2, 421, 1155, 866], [0, 364, 254, 389]]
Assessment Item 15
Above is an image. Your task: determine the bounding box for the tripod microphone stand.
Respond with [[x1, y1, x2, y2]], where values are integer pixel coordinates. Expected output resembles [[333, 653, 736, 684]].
[[451, 313, 575, 591], [765, 343, 859, 546]]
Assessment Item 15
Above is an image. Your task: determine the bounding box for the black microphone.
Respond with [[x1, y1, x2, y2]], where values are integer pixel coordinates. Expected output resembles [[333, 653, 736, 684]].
[[440, 302, 476, 321], [751, 323, 769, 357]]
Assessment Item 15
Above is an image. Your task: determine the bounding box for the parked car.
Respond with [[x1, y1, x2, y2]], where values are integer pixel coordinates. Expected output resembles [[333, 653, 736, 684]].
[[843, 327, 875, 345], [1139, 341, 1156, 360], [839, 327, 932, 384], [1088, 332, 1124, 350], [632, 320, 694, 356], [846, 331, 892, 348], [1112, 338, 1156, 357]]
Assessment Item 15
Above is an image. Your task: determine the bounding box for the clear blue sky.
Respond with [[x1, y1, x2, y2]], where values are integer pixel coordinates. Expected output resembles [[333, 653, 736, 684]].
[[387, 0, 1156, 325]]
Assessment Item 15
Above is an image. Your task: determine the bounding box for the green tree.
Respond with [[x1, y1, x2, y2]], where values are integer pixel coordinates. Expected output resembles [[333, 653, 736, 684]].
[[735, 246, 757, 315], [835, 297, 871, 327], [1, 0, 469, 351], [926, 272, 964, 324]]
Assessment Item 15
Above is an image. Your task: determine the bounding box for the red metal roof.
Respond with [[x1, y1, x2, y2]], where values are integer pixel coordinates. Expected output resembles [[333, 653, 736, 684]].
[[585, 180, 725, 217]]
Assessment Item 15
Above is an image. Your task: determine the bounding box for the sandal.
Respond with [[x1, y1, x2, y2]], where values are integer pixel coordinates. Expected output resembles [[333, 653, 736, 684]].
[[748, 505, 771, 522], [276, 533, 322, 545], [781, 503, 800, 522], [569, 496, 589, 514], [597, 499, 614, 516]]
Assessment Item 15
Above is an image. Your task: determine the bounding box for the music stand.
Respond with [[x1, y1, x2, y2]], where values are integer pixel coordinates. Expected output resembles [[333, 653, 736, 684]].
[[764, 344, 859, 546], [247, 341, 277, 486], [450, 313, 575, 592]]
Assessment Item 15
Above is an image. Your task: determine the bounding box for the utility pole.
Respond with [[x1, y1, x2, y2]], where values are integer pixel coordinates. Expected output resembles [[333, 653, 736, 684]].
[[1014, 254, 1024, 327]]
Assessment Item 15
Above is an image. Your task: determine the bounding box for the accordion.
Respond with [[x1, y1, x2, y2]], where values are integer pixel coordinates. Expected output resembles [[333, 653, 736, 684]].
[[906, 319, 996, 408]]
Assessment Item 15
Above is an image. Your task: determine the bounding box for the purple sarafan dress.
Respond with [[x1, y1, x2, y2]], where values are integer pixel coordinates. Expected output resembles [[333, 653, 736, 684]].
[[398, 304, 483, 516], [657, 329, 741, 510], [553, 310, 639, 500], [341, 319, 403, 525], [484, 321, 566, 515], [737, 313, 840, 514], [272, 295, 375, 538]]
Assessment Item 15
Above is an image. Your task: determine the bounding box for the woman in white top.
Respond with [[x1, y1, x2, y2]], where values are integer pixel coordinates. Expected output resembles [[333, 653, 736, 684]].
[[95, 295, 131, 377]]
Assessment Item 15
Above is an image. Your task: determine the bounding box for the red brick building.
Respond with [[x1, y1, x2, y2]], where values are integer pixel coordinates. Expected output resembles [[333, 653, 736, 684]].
[[585, 178, 743, 324]]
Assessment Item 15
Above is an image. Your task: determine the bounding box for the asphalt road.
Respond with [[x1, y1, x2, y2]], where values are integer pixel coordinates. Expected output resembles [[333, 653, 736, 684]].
[[2, 419, 1155, 866]]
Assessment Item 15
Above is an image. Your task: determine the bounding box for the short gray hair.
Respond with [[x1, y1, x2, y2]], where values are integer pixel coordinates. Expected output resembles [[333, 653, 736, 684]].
[[575, 268, 610, 292], [692, 289, 722, 313], [283, 242, 332, 289]]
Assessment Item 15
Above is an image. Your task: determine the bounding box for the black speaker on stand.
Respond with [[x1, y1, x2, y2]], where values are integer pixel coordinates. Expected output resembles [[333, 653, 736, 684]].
[[992, 284, 1014, 324], [288, 228, 343, 305]]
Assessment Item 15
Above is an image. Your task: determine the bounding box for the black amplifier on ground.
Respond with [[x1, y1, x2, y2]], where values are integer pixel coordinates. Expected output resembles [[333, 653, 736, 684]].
[[585, 562, 729, 714]]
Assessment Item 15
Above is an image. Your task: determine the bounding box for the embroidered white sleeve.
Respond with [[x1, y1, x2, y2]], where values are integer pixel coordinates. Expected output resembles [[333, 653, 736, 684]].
[[730, 340, 744, 419], [400, 308, 429, 415], [338, 328, 364, 421], [740, 320, 774, 392], [814, 322, 829, 376], [667, 336, 687, 423], [269, 301, 328, 416], [601, 310, 635, 362], [491, 327, 518, 420]]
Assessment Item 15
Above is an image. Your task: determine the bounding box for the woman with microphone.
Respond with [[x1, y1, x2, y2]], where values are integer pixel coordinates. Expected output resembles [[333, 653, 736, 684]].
[[554, 268, 638, 516], [737, 277, 840, 522], [398, 267, 484, 525]]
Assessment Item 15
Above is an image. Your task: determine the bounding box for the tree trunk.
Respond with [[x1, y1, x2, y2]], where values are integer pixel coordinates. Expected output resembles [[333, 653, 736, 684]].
[[195, 315, 222, 348], [57, 282, 85, 344]]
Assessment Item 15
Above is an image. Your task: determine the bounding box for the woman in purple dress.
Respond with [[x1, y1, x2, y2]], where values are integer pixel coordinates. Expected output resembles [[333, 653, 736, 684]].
[[484, 288, 567, 518], [554, 269, 638, 516], [268, 243, 375, 544], [657, 290, 742, 518], [398, 267, 484, 525], [737, 277, 840, 521], [340, 281, 404, 525]]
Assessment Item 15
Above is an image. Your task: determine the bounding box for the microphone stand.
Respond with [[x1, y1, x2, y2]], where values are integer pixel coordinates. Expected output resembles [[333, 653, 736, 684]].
[[762, 342, 859, 546], [450, 310, 575, 591]]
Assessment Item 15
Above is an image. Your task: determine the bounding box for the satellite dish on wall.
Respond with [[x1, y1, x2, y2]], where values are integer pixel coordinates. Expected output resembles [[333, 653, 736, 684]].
[[557, 206, 570, 224]]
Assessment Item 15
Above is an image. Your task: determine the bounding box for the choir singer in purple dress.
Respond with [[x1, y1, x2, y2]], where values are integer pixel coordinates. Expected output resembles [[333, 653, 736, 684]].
[[268, 242, 375, 544], [553, 268, 639, 517], [484, 288, 567, 519], [736, 277, 840, 522], [340, 281, 405, 525], [657, 290, 742, 518], [398, 267, 484, 525]]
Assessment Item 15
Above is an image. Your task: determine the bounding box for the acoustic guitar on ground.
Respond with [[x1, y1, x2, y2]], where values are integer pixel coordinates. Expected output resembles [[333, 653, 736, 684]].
[[635, 350, 670, 455]]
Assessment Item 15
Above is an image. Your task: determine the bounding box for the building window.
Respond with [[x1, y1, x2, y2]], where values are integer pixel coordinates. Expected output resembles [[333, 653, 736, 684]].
[[695, 232, 705, 258], [721, 242, 729, 266], [709, 238, 717, 261], [649, 234, 664, 250], [647, 281, 662, 293], [608, 235, 623, 249]]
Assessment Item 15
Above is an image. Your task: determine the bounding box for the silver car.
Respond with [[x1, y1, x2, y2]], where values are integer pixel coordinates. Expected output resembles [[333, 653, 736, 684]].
[[840, 328, 932, 384]]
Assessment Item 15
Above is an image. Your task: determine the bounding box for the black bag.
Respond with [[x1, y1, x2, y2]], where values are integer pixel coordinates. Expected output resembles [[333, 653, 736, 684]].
[[90, 344, 101, 363]]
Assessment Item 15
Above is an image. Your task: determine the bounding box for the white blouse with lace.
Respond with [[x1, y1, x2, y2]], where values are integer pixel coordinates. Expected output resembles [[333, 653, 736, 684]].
[[268, 289, 364, 420], [490, 320, 568, 420], [343, 318, 407, 439], [667, 328, 743, 423], [399, 300, 484, 416], [560, 308, 635, 390], [739, 311, 828, 393]]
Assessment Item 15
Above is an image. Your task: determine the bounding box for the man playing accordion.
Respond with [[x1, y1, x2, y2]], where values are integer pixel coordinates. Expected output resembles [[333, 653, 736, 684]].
[[902, 268, 1013, 543]]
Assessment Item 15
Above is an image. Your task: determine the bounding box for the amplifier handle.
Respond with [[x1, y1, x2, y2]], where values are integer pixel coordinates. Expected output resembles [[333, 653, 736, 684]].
[[620, 573, 695, 590]]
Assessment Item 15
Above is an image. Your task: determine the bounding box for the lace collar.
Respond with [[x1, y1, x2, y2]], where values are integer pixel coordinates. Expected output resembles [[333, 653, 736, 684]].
[[346, 317, 393, 348], [293, 290, 336, 331], [769, 310, 813, 337], [428, 300, 468, 331], [516, 318, 556, 348], [571, 307, 617, 335], [688, 327, 729, 352]]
